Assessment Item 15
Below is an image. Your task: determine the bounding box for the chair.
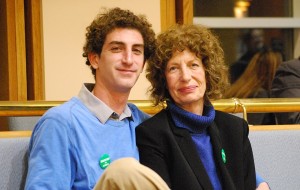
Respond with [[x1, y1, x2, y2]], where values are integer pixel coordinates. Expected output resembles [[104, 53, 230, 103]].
[[249, 125, 300, 190], [0, 131, 31, 190], [8, 116, 40, 131]]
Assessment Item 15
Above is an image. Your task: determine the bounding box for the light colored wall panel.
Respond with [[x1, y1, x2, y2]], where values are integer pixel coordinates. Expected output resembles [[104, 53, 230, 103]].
[[42, 0, 160, 100]]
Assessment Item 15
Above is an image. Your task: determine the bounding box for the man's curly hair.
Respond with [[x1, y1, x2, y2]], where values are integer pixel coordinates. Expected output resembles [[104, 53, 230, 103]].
[[146, 24, 230, 106], [83, 7, 156, 77]]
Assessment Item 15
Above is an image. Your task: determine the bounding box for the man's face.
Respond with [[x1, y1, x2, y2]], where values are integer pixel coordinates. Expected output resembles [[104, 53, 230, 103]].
[[92, 28, 145, 93], [249, 29, 264, 51]]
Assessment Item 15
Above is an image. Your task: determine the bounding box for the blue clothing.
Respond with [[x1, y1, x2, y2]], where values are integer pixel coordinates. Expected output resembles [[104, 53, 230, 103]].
[[25, 86, 149, 189], [256, 173, 264, 187], [168, 102, 222, 190]]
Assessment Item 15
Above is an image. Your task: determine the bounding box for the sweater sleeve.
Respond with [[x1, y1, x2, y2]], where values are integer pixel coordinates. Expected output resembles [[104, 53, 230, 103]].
[[25, 115, 75, 190]]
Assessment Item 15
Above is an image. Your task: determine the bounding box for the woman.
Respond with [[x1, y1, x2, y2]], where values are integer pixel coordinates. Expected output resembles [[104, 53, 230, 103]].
[[225, 49, 282, 125], [136, 24, 260, 190]]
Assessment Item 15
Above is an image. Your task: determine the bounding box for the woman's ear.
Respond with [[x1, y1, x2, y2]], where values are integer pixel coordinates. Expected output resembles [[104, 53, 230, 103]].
[[88, 53, 100, 69]]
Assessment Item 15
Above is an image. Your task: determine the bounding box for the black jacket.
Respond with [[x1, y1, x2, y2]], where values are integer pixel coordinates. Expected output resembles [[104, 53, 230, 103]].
[[271, 58, 300, 124], [136, 109, 256, 190]]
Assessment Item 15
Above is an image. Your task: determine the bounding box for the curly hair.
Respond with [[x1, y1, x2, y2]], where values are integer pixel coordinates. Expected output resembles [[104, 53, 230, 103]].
[[82, 7, 156, 77], [146, 24, 230, 106]]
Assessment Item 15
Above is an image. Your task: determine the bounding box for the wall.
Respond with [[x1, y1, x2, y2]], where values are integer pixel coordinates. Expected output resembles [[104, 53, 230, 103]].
[[42, 0, 160, 100]]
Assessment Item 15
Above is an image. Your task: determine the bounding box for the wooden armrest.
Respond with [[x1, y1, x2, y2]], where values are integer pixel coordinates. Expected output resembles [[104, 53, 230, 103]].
[[0, 131, 32, 138]]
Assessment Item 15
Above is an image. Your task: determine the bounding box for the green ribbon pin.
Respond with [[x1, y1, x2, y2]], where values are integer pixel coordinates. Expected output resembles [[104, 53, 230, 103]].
[[99, 154, 111, 169], [221, 149, 226, 164]]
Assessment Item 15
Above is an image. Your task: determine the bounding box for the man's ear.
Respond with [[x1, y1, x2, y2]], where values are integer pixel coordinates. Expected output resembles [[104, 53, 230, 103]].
[[88, 53, 100, 69]]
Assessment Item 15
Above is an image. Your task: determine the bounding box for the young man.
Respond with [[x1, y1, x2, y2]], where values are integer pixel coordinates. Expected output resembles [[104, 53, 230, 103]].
[[25, 7, 168, 190]]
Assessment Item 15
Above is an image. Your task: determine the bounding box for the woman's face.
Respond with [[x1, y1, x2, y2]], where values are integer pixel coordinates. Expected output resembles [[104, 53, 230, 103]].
[[165, 49, 206, 113]]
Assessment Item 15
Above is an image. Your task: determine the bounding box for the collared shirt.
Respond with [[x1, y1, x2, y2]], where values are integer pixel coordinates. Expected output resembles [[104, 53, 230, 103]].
[[77, 83, 132, 123]]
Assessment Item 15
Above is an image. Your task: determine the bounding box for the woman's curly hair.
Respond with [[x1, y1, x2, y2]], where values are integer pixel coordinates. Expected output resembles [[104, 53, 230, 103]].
[[82, 7, 156, 77], [146, 24, 230, 106]]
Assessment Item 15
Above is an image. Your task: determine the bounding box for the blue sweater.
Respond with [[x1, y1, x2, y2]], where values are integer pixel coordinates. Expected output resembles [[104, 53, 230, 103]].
[[168, 101, 222, 190], [25, 97, 149, 190]]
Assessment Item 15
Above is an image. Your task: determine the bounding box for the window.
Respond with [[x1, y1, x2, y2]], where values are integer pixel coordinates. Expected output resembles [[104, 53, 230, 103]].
[[193, 0, 300, 66]]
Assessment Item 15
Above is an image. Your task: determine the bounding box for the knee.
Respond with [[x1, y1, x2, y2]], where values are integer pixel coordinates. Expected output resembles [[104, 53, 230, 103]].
[[106, 157, 139, 173]]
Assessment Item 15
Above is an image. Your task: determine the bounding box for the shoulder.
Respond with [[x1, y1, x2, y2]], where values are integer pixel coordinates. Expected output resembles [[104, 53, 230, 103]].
[[274, 59, 300, 81], [214, 110, 248, 131], [136, 110, 173, 148], [34, 97, 89, 132], [278, 59, 300, 73], [128, 103, 150, 123], [215, 110, 245, 122], [272, 59, 300, 95], [42, 97, 86, 121], [141, 109, 168, 124], [213, 111, 249, 144], [136, 109, 169, 132]]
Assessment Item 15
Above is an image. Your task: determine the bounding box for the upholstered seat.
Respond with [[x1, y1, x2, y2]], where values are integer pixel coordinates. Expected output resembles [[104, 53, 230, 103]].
[[8, 116, 40, 131], [1, 127, 300, 190], [249, 126, 300, 190], [0, 132, 31, 190]]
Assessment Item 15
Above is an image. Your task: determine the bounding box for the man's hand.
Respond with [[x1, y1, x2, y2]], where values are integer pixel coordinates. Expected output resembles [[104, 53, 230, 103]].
[[256, 182, 270, 190]]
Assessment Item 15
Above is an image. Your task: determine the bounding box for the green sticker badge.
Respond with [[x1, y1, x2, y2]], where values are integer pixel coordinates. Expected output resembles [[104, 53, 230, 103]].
[[99, 154, 111, 169], [221, 149, 226, 164]]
